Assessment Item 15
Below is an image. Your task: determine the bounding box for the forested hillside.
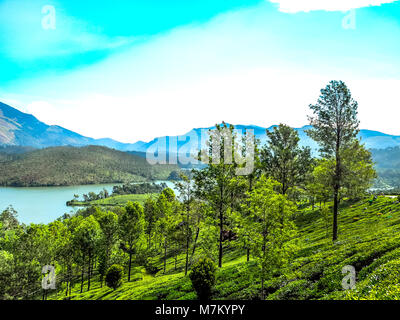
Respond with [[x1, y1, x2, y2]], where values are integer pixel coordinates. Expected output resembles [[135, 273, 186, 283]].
[[0, 145, 179, 186]]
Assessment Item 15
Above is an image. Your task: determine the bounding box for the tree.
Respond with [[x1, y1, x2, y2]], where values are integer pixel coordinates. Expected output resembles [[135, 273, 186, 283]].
[[245, 176, 296, 299], [144, 198, 157, 249], [118, 202, 145, 281], [340, 140, 376, 199], [155, 189, 178, 273], [194, 123, 238, 268], [189, 257, 216, 300], [174, 174, 195, 275], [307, 80, 360, 241], [95, 210, 118, 286], [72, 216, 100, 292], [105, 264, 124, 290], [261, 124, 313, 196], [0, 206, 19, 231]]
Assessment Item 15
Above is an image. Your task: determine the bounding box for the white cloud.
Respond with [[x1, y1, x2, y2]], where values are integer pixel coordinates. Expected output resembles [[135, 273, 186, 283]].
[[0, 0, 136, 60], [268, 0, 398, 13], [2, 2, 400, 142]]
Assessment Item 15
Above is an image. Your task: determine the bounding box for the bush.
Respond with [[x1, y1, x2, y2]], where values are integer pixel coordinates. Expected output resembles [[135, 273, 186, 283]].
[[105, 264, 124, 290], [189, 258, 216, 300]]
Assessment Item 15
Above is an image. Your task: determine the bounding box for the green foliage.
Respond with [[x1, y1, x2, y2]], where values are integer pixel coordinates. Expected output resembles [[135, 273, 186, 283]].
[[112, 182, 167, 196], [261, 124, 313, 196], [119, 202, 146, 281], [105, 264, 124, 290], [189, 258, 216, 300], [0, 145, 179, 186]]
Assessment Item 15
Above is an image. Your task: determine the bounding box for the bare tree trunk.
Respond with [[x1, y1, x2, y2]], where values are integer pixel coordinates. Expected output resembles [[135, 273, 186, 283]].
[[80, 254, 85, 293], [128, 252, 132, 281], [164, 240, 167, 274], [87, 252, 91, 291], [218, 186, 223, 268]]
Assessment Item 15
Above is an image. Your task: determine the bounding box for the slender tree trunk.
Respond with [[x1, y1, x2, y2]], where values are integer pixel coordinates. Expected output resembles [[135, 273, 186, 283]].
[[333, 130, 341, 242], [164, 240, 167, 273], [80, 254, 85, 293], [128, 252, 132, 282], [65, 281, 69, 296], [190, 227, 200, 262], [218, 186, 224, 268], [333, 188, 339, 241], [87, 252, 91, 291], [185, 205, 190, 276], [247, 247, 250, 262]]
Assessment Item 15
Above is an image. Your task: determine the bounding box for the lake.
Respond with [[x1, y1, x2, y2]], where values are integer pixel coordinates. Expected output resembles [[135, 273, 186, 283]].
[[0, 181, 176, 224]]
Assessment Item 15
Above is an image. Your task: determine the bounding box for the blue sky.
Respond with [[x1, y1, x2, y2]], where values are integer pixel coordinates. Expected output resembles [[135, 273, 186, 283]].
[[0, 0, 399, 142]]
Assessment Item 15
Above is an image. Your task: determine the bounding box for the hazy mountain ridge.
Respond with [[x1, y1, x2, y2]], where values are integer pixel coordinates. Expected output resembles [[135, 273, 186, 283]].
[[0, 102, 138, 150], [2, 101, 400, 153]]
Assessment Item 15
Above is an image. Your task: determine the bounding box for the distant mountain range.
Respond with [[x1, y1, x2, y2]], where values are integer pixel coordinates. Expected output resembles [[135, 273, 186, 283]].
[[0, 102, 142, 151], [2, 101, 400, 153]]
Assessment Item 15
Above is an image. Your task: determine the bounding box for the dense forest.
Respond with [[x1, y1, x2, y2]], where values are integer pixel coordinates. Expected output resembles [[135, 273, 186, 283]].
[[2, 81, 399, 301], [0, 145, 180, 186]]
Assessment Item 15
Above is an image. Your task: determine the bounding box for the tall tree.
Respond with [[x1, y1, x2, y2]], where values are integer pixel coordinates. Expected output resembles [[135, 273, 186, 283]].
[[155, 189, 178, 273], [307, 80, 360, 241], [174, 174, 195, 276], [72, 216, 100, 292], [245, 176, 296, 299], [261, 124, 313, 196], [144, 198, 157, 249], [194, 123, 238, 268], [95, 210, 118, 286], [119, 202, 145, 281]]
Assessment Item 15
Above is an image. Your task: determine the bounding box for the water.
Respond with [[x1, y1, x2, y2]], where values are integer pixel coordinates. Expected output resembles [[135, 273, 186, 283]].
[[0, 184, 117, 224], [0, 181, 178, 225]]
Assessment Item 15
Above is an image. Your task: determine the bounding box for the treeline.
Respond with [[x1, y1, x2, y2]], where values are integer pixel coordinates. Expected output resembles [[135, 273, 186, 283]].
[[112, 182, 168, 196], [0, 81, 377, 300]]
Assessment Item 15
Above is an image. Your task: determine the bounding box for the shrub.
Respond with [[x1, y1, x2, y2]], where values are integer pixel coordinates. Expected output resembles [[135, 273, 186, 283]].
[[105, 264, 124, 290], [189, 258, 216, 300]]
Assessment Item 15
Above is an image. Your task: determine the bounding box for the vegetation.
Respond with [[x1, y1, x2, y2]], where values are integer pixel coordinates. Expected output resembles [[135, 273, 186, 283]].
[[112, 182, 168, 196], [105, 265, 124, 290], [307, 80, 371, 241], [189, 258, 216, 300], [0, 145, 179, 187], [0, 81, 393, 301], [68, 194, 157, 207]]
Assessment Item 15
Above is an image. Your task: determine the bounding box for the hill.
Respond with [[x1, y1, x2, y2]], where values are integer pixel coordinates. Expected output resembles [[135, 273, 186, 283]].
[[0, 102, 139, 150], [48, 196, 400, 300], [0, 145, 179, 187], [370, 146, 400, 190]]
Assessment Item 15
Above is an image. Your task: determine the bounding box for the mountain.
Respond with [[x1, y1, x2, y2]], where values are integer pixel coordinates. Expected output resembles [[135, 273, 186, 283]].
[[3, 100, 400, 154], [0, 102, 137, 150], [0, 145, 179, 187], [131, 124, 400, 157]]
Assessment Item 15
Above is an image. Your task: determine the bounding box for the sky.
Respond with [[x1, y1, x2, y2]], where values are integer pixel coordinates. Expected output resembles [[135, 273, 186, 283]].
[[0, 0, 399, 142]]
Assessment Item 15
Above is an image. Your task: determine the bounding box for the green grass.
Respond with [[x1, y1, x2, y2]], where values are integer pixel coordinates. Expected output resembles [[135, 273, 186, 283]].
[[70, 193, 158, 207], [51, 195, 400, 300]]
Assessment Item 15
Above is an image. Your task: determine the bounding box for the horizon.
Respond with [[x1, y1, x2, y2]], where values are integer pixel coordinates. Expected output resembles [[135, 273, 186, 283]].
[[1, 0, 400, 142], [1, 100, 398, 144]]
